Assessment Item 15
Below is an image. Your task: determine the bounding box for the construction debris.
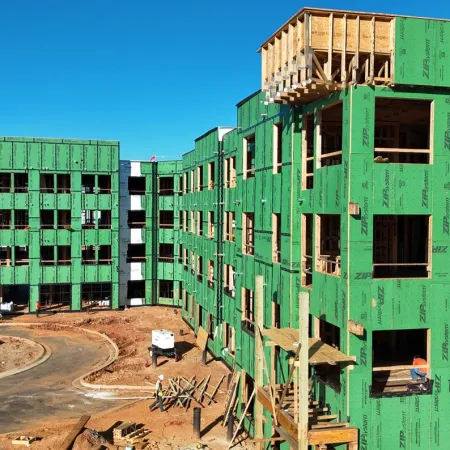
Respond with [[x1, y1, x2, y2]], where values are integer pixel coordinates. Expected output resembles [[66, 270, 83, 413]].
[[60, 415, 91, 450], [113, 422, 150, 447], [161, 375, 224, 411], [72, 429, 108, 450], [11, 436, 37, 447]]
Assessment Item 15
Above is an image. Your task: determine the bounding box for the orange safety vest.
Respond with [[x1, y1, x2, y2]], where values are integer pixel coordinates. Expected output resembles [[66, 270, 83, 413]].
[[413, 357, 427, 374]]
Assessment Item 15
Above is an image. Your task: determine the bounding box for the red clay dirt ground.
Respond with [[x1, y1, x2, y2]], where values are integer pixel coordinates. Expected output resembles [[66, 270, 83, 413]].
[[0, 307, 253, 449], [0, 335, 42, 373]]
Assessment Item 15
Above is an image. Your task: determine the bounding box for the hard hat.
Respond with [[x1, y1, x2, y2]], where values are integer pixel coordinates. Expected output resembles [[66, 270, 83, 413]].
[[158, 374, 164, 380]]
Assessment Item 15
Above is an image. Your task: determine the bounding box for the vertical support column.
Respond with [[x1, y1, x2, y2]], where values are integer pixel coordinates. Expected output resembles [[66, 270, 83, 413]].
[[254, 275, 264, 447], [298, 291, 309, 450]]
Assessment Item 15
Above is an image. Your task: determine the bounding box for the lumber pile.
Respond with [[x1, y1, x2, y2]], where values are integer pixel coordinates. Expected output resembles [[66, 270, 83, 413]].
[[162, 375, 225, 411], [113, 422, 150, 446]]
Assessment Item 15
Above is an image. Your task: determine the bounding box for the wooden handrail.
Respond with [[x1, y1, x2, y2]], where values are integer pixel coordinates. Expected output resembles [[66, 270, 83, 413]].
[[373, 364, 428, 372], [375, 147, 430, 154]]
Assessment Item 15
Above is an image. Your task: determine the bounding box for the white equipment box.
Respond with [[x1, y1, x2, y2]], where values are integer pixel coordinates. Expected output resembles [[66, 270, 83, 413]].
[[152, 329, 175, 350]]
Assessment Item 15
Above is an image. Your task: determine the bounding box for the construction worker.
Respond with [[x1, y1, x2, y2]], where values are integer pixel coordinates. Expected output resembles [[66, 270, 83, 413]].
[[36, 300, 41, 318], [411, 355, 427, 381], [149, 374, 166, 413]]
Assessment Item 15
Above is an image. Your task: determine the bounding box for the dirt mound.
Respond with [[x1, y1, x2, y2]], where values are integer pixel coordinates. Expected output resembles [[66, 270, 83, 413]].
[[0, 335, 42, 373], [72, 429, 110, 450]]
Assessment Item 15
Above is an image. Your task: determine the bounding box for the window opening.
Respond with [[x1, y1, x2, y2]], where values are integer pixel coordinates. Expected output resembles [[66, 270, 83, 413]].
[[374, 98, 431, 164], [126, 244, 146, 263], [373, 215, 430, 278], [159, 177, 174, 196], [128, 176, 146, 195], [127, 210, 145, 229]]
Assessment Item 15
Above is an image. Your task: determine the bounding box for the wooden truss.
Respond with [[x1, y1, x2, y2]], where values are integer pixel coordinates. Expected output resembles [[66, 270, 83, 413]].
[[258, 8, 395, 104]]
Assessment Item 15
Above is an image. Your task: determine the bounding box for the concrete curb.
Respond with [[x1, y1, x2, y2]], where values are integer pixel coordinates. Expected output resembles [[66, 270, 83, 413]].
[[0, 322, 156, 393], [0, 334, 52, 379]]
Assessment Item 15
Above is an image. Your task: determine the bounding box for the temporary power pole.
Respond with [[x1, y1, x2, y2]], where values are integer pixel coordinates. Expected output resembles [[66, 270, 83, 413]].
[[298, 291, 309, 450]]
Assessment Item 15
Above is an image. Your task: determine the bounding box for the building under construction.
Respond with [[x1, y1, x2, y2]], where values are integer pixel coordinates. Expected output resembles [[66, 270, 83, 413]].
[[1, 7, 450, 449]]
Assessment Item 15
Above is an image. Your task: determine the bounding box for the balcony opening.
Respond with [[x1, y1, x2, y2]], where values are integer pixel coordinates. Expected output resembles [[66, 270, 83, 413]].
[[159, 210, 174, 229], [15, 246, 29, 266], [128, 176, 146, 195], [208, 162, 215, 189], [197, 211, 203, 236], [315, 214, 341, 276], [273, 122, 283, 174], [190, 251, 195, 273], [40, 210, 54, 229], [178, 244, 183, 264], [243, 134, 256, 179], [15, 210, 29, 229], [230, 157, 236, 187], [189, 294, 195, 319], [224, 322, 235, 357], [0, 173, 11, 192], [159, 280, 174, 299], [197, 166, 204, 192], [14, 173, 28, 193], [242, 287, 255, 335], [243, 212, 254, 256], [224, 211, 235, 242], [82, 174, 95, 194], [179, 210, 184, 230], [224, 263, 235, 297], [40, 246, 54, 266], [0, 210, 11, 229], [302, 213, 313, 287], [127, 280, 145, 299], [197, 255, 203, 282], [272, 213, 281, 263], [373, 215, 430, 279], [127, 210, 145, 229], [98, 175, 112, 193], [374, 98, 431, 164], [40, 284, 71, 311], [208, 211, 215, 238], [242, 372, 255, 415], [57, 246, 71, 265], [182, 288, 187, 312], [302, 114, 314, 189], [126, 244, 146, 263], [159, 243, 174, 262], [273, 301, 281, 328], [98, 245, 112, 265], [183, 248, 188, 269], [315, 319, 341, 391], [207, 313, 214, 339], [40, 174, 54, 193], [57, 210, 71, 229], [0, 247, 12, 266], [208, 259, 214, 288], [197, 304, 203, 328], [82, 210, 96, 229], [190, 170, 195, 192], [159, 176, 174, 196], [98, 210, 112, 229], [319, 103, 343, 167], [372, 329, 430, 396], [82, 245, 96, 265], [184, 172, 189, 194], [183, 211, 188, 232], [57, 174, 71, 193], [190, 211, 195, 233], [81, 283, 111, 309], [179, 176, 183, 195]]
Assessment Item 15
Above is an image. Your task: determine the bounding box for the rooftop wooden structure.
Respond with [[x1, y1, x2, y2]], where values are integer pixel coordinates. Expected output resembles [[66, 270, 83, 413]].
[[257, 7, 449, 104]]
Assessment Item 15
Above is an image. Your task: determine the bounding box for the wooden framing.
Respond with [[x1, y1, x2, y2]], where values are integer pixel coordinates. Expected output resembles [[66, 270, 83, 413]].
[[258, 8, 397, 104]]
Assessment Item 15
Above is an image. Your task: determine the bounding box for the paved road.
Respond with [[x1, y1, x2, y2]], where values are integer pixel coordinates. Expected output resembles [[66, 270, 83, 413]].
[[0, 326, 124, 433]]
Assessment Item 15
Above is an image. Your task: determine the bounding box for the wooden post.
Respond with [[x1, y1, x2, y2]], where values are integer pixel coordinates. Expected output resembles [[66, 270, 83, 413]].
[[298, 291, 309, 450], [255, 275, 264, 448]]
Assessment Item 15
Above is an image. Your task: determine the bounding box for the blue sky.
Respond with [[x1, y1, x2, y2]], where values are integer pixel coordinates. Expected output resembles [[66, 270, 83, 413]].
[[1, 0, 448, 161]]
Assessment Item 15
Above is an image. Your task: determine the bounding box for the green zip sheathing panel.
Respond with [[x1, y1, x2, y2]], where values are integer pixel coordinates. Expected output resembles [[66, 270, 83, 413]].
[[0, 137, 120, 311], [394, 17, 450, 87], [297, 85, 450, 450]]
